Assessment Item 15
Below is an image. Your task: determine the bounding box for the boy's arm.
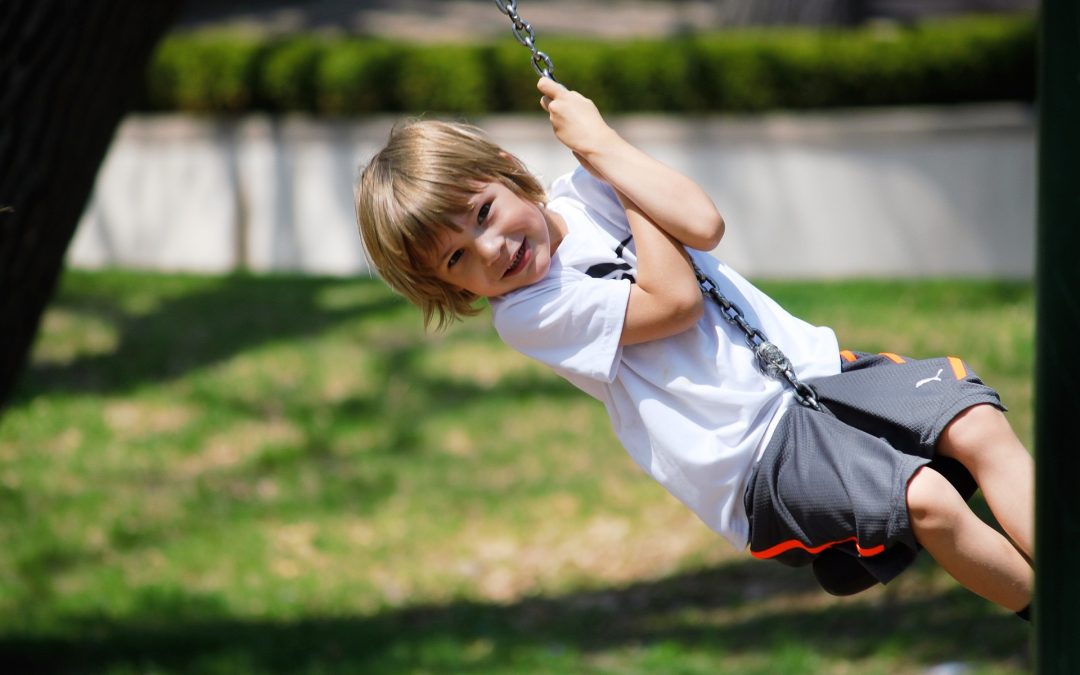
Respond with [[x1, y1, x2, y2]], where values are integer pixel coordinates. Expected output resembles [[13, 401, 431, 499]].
[[538, 78, 725, 251], [539, 79, 705, 345], [616, 189, 704, 345]]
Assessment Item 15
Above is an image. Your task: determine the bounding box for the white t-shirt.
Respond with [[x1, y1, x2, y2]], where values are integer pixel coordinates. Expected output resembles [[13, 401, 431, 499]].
[[489, 168, 840, 548]]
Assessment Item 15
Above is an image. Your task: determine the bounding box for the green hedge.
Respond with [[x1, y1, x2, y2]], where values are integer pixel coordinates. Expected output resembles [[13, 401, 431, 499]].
[[141, 15, 1035, 115]]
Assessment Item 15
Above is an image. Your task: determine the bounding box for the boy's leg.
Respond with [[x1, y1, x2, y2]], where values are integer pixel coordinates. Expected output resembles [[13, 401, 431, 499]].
[[907, 464, 1033, 611], [937, 403, 1034, 559], [806, 353, 1035, 609]]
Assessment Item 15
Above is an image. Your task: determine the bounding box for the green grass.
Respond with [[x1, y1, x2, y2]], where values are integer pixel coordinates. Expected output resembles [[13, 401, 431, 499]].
[[0, 271, 1034, 673]]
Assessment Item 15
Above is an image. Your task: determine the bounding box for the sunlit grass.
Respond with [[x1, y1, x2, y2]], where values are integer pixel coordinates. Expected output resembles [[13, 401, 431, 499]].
[[0, 271, 1033, 673]]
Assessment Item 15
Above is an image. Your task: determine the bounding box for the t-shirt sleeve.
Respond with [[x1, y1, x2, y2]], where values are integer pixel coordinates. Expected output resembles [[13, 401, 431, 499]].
[[491, 268, 631, 383], [552, 167, 626, 233]]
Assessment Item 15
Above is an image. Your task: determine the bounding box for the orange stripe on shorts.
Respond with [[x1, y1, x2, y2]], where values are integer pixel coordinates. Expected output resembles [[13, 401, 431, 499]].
[[879, 352, 906, 364], [840, 350, 858, 362], [947, 356, 967, 380], [750, 536, 887, 560]]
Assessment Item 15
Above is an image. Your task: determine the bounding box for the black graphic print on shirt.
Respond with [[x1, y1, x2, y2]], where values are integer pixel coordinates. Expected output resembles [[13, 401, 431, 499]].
[[584, 235, 636, 283]]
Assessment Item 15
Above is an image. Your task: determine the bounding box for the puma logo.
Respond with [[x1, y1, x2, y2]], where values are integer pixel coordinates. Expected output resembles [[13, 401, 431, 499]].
[[916, 368, 944, 388]]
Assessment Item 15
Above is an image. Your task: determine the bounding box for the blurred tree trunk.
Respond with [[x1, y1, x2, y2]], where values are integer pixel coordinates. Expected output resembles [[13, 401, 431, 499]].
[[0, 1, 180, 410]]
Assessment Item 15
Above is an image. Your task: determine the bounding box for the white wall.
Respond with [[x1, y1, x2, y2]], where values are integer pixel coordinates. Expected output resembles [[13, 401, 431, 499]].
[[71, 104, 1035, 278]]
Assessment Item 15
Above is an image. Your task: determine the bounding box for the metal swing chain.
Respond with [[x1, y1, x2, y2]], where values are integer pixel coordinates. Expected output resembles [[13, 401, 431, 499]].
[[493, 2, 815, 411], [492, 0, 559, 81], [693, 264, 822, 411]]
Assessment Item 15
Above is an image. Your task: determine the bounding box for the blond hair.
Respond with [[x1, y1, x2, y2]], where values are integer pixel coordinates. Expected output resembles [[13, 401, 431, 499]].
[[356, 120, 546, 329]]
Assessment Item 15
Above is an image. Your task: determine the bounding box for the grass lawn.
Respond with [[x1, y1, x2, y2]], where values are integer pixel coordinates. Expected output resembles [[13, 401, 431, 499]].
[[0, 270, 1034, 674]]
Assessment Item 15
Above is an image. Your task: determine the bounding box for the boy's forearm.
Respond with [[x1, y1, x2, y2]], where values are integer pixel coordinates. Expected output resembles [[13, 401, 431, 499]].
[[536, 77, 723, 251], [616, 189, 704, 345], [583, 133, 725, 251], [626, 210, 697, 296], [538, 80, 704, 344]]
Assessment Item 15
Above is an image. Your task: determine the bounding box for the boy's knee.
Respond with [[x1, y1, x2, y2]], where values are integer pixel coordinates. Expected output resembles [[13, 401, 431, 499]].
[[906, 466, 963, 533]]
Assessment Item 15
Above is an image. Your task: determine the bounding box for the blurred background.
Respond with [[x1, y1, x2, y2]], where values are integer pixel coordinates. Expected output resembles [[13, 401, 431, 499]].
[[71, 0, 1037, 279], [2, 1, 1037, 673], [175, 0, 1037, 36]]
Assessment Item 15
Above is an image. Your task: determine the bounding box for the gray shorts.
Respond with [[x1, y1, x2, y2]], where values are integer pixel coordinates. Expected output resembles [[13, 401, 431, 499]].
[[743, 351, 1004, 585]]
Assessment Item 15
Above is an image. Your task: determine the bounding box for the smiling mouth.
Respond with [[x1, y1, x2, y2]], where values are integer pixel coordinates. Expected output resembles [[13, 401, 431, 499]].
[[503, 241, 528, 278]]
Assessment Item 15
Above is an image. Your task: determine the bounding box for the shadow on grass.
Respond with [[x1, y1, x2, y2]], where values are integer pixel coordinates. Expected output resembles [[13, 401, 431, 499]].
[[17, 271, 579, 410], [4, 272, 589, 599], [1, 557, 1030, 674], [17, 273, 405, 401]]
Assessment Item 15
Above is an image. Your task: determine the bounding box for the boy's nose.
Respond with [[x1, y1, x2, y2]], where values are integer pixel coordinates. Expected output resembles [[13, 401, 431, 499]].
[[476, 230, 504, 267]]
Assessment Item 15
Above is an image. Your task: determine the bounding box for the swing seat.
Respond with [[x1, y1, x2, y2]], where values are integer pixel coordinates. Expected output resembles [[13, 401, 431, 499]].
[[811, 455, 979, 596]]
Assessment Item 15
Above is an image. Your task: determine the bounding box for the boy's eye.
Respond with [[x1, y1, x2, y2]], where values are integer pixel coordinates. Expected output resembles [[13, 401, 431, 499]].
[[477, 202, 491, 225], [448, 249, 464, 268]]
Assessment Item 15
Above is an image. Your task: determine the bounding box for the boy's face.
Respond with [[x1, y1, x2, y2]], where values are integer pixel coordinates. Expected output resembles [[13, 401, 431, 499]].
[[426, 180, 565, 298]]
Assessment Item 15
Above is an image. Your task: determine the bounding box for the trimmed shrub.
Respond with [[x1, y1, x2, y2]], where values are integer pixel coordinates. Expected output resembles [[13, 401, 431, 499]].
[[316, 40, 406, 114], [599, 40, 706, 112], [259, 36, 327, 112], [144, 15, 1035, 115], [146, 33, 266, 112], [396, 44, 491, 114], [693, 35, 778, 111]]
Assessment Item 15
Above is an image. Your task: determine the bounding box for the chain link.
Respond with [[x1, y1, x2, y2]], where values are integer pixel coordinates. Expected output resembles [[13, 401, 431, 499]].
[[694, 264, 822, 411], [492, 2, 812, 410], [493, 0, 558, 81]]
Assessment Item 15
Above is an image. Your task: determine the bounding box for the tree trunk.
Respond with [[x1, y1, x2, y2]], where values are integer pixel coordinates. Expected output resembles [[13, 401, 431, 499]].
[[0, 0, 180, 410]]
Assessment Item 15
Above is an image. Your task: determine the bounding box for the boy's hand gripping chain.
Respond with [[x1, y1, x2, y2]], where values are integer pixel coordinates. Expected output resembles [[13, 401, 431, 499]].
[[494, 3, 813, 410], [694, 264, 822, 411], [493, 0, 559, 81]]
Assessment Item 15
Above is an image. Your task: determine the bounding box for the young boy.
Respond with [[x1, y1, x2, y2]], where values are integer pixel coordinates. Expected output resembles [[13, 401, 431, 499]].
[[355, 77, 1034, 617]]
